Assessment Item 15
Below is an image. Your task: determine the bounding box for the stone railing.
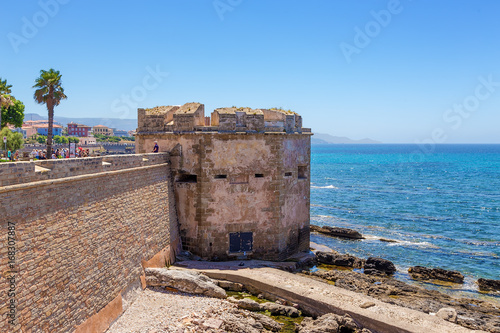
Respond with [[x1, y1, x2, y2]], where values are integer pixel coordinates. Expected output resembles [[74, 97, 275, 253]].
[[0, 153, 169, 187]]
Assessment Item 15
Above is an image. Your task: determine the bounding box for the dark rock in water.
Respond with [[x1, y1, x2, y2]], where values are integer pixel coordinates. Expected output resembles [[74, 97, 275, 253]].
[[408, 266, 464, 284], [379, 238, 398, 243], [316, 251, 365, 268], [477, 278, 500, 292], [310, 224, 364, 239], [364, 257, 396, 275]]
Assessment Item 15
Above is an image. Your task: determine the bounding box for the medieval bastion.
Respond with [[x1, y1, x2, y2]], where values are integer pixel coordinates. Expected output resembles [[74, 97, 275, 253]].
[[136, 102, 312, 261]]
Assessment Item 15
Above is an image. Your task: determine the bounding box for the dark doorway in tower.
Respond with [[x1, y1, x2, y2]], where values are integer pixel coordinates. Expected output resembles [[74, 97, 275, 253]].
[[229, 232, 253, 253]]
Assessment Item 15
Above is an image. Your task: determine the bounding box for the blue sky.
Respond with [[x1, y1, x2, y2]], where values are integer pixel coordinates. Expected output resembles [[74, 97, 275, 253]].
[[1, 0, 499, 143]]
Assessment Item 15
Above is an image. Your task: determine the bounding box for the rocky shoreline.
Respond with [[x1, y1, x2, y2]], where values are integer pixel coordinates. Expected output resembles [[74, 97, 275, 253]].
[[108, 226, 500, 332], [310, 224, 500, 293], [309, 224, 500, 332]]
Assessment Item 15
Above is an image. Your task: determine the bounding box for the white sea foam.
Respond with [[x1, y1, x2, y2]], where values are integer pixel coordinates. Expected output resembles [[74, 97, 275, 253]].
[[311, 185, 338, 189], [386, 240, 439, 249]]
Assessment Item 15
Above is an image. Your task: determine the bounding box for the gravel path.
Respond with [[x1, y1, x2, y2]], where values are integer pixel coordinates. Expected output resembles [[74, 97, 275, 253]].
[[107, 287, 238, 333]]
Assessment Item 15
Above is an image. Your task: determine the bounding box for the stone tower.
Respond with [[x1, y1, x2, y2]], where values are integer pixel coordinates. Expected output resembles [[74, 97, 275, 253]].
[[136, 102, 312, 260]]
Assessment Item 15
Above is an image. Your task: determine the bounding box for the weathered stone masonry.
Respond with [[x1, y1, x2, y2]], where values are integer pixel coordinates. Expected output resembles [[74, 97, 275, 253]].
[[0, 153, 179, 333], [136, 103, 312, 261]]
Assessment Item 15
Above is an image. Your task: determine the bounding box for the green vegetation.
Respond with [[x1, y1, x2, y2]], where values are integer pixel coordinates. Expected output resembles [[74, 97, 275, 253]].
[[93, 134, 134, 142], [33, 68, 67, 157], [1, 99, 25, 128], [53, 135, 69, 144], [37, 135, 47, 144], [0, 127, 24, 151], [226, 291, 305, 332], [1, 77, 25, 129], [0, 77, 13, 111]]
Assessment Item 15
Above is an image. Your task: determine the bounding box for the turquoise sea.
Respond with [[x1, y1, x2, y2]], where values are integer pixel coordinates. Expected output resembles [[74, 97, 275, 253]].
[[310, 144, 500, 299]]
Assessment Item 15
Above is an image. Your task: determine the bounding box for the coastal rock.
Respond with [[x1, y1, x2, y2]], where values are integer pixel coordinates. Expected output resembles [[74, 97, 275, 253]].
[[233, 298, 262, 311], [316, 251, 366, 268], [360, 302, 376, 309], [436, 307, 457, 323], [216, 279, 244, 291], [408, 266, 464, 283], [477, 278, 500, 292], [218, 306, 283, 331], [305, 268, 500, 332], [298, 313, 362, 333], [144, 268, 226, 299], [379, 238, 398, 243], [246, 311, 283, 332], [364, 257, 396, 275], [261, 302, 301, 317], [310, 225, 364, 239]]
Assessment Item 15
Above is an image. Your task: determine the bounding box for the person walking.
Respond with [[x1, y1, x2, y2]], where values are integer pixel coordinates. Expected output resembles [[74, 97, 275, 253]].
[[152, 141, 159, 153]]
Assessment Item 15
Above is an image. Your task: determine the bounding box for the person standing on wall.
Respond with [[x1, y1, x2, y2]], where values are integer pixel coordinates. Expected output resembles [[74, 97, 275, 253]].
[[152, 141, 159, 153]]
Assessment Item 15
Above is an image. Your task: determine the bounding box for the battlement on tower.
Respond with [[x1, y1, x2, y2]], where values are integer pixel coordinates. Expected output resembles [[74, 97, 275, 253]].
[[137, 103, 310, 134]]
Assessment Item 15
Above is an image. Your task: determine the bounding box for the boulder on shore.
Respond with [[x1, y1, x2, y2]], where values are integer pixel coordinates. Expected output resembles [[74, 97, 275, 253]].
[[477, 278, 500, 292], [145, 268, 227, 299], [298, 313, 365, 333], [364, 257, 396, 275], [436, 307, 457, 323], [310, 225, 364, 240], [316, 251, 365, 269], [261, 302, 301, 318], [408, 266, 464, 284]]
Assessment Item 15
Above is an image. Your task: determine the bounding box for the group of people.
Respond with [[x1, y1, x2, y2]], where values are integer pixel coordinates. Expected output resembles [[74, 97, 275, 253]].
[[29, 148, 92, 159], [30, 148, 67, 159], [5, 150, 19, 161]]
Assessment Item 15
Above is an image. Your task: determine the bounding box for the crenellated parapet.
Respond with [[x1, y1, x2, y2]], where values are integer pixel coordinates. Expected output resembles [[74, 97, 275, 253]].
[[137, 103, 309, 134]]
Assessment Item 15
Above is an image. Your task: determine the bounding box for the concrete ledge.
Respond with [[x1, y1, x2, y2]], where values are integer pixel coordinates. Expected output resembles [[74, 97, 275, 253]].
[[172, 265, 484, 333]]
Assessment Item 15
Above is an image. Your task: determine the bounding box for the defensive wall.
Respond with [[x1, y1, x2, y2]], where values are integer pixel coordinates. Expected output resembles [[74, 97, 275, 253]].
[[0, 153, 180, 332], [136, 103, 312, 261]]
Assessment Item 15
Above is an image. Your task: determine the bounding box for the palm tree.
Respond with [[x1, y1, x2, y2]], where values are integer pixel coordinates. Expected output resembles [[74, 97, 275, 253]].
[[33, 69, 67, 157], [0, 78, 13, 127]]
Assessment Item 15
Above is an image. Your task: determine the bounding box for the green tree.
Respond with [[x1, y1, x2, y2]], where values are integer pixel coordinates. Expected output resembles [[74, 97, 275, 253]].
[[37, 135, 47, 144], [53, 135, 62, 144], [1, 99, 25, 128], [0, 127, 24, 152], [33, 69, 67, 157], [68, 137, 79, 144], [61, 136, 69, 144], [1, 78, 14, 127]]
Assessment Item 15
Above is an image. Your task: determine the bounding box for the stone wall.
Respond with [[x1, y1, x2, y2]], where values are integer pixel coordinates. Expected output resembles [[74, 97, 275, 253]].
[[0, 153, 180, 332], [136, 133, 311, 261]]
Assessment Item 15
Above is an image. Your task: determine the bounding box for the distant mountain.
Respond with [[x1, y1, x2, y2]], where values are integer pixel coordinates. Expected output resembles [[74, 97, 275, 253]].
[[312, 133, 381, 144], [24, 113, 138, 131]]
